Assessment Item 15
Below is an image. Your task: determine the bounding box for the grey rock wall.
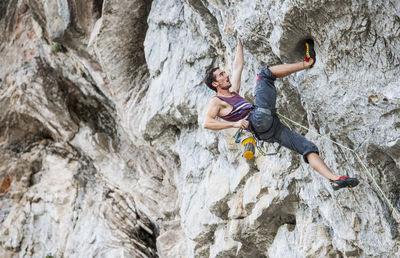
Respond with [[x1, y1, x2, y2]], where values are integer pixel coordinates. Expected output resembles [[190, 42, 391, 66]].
[[0, 0, 399, 257]]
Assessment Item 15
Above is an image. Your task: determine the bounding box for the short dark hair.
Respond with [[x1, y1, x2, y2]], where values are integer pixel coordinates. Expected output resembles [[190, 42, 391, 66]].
[[204, 67, 219, 92]]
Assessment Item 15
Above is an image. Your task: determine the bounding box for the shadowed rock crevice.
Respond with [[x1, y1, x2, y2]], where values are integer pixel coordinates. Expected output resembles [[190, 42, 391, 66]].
[[64, 81, 117, 139], [0, 0, 11, 23], [34, 58, 118, 142], [69, 0, 105, 36], [27, 0, 105, 51], [277, 5, 315, 63], [104, 190, 158, 257], [0, 113, 53, 152], [277, 1, 370, 63], [238, 194, 299, 257], [0, 0, 17, 43]]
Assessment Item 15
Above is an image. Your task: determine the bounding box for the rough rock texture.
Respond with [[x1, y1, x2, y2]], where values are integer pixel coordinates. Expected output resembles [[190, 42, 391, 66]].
[[1, 0, 400, 257]]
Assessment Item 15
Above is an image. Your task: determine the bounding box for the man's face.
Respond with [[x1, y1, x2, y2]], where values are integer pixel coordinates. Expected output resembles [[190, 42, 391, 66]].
[[212, 68, 231, 90]]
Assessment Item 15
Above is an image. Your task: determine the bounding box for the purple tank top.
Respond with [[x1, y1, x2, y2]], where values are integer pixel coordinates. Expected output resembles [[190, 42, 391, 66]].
[[216, 92, 253, 122]]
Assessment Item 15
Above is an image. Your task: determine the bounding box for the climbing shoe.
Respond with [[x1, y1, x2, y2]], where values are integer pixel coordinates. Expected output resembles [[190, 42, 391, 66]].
[[330, 176, 359, 191], [304, 39, 316, 68]]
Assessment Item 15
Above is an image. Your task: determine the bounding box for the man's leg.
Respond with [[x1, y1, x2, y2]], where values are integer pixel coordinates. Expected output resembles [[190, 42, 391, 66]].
[[269, 59, 314, 78], [275, 125, 340, 180], [274, 125, 359, 190], [263, 60, 338, 180], [306, 152, 339, 180]]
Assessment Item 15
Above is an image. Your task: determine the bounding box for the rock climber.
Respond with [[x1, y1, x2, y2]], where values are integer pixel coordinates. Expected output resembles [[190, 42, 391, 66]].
[[203, 39, 359, 191]]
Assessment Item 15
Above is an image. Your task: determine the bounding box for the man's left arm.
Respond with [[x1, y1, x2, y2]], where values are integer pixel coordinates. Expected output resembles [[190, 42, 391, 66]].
[[230, 40, 244, 93]]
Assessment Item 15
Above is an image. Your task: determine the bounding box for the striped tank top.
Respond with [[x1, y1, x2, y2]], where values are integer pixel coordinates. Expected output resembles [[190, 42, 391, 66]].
[[216, 92, 254, 122]]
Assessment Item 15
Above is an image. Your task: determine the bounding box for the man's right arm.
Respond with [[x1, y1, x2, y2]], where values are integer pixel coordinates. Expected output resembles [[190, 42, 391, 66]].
[[203, 98, 242, 130]]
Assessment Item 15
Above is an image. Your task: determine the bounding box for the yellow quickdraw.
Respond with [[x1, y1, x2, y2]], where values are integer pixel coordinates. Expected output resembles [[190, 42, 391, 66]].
[[229, 128, 243, 146]]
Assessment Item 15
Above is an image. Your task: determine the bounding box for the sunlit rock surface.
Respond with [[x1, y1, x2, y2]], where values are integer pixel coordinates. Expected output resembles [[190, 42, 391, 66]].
[[0, 0, 399, 257]]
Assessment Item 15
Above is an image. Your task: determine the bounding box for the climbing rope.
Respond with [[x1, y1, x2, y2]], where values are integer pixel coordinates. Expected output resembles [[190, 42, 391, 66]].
[[255, 139, 279, 156], [276, 112, 400, 224]]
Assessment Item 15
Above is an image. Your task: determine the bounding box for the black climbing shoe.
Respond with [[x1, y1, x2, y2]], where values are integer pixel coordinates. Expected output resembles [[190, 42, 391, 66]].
[[330, 176, 359, 191], [304, 39, 316, 68]]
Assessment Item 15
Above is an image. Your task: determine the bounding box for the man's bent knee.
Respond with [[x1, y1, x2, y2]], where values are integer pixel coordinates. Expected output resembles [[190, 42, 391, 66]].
[[304, 150, 319, 164], [252, 110, 273, 133]]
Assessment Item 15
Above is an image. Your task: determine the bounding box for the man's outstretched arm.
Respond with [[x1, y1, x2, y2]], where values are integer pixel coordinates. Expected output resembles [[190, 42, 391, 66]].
[[203, 98, 248, 130], [230, 40, 244, 93]]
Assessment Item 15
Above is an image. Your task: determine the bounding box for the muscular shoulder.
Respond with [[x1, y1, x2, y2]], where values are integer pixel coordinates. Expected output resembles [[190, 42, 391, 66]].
[[210, 96, 224, 106], [205, 97, 224, 117]]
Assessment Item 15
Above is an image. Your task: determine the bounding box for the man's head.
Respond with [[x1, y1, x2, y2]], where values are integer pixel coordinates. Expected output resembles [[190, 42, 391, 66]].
[[204, 67, 231, 92]]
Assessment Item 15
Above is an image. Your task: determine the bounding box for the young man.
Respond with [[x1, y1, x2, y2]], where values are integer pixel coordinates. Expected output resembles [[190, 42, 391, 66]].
[[203, 40, 359, 191]]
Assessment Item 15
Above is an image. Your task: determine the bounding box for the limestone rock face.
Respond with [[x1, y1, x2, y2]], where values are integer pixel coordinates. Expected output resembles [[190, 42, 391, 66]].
[[1, 0, 399, 257]]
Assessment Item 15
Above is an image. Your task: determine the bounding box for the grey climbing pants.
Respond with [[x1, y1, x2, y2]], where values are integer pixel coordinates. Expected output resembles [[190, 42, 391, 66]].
[[250, 66, 319, 163]]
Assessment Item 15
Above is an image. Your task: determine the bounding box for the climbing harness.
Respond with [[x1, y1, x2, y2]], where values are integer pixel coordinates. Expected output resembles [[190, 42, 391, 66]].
[[276, 112, 400, 224]]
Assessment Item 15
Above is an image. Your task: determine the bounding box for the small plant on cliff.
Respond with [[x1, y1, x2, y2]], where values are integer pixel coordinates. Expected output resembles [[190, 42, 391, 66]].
[[45, 254, 54, 258], [52, 42, 66, 53]]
